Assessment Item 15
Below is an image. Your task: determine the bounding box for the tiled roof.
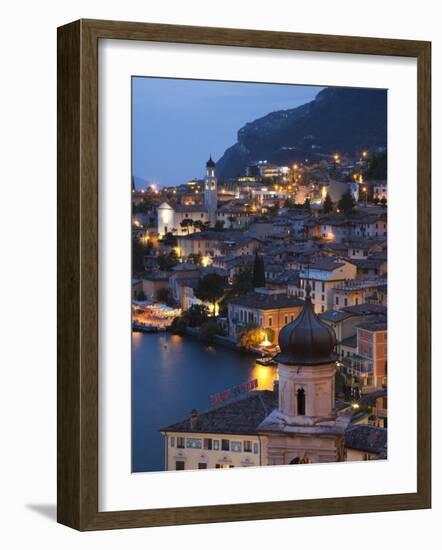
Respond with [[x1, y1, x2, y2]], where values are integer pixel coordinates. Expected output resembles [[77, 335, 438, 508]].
[[180, 230, 263, 244], [341, 335, 357, 348], [228, 292, 304, 310], [345, 424, 387, 454], [142, 271, 171, 281], [160, 390, 278, 435], [175, 277, 199, 289], [165, 203, 208, 213], [360, 387, 387, 406], [357, 319, 387, 331], [320, 309, 354, 322], [350, 258, 387, 269], [213, 255, 253, 267], [306, 259, 346, 271], [342, 304, 387, 316]]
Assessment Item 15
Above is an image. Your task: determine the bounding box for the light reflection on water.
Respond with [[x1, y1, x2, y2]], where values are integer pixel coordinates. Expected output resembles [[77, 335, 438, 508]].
[[132, 332, 277, 472]]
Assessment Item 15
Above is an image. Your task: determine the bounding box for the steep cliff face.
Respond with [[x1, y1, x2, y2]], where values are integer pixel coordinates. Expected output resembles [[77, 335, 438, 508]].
[[216, 87, 387, 179]]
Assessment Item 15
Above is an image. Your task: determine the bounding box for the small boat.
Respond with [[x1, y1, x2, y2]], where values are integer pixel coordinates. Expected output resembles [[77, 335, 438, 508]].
[[132, 323, 158, 333], [256, 356, 276, 367]]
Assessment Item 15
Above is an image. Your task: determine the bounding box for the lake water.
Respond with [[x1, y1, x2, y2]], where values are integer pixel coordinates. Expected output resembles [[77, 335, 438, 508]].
[[132, 332, 277, 472]]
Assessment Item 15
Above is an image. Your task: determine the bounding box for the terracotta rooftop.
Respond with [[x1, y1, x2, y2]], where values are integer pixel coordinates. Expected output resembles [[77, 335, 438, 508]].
[[345, 425, 387, 454], [228, 292, 304, 310], [160, 390, 278, 435]]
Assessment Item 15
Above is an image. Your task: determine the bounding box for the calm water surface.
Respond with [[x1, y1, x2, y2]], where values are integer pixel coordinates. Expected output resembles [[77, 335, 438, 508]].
[[132, 332, 277, 472]]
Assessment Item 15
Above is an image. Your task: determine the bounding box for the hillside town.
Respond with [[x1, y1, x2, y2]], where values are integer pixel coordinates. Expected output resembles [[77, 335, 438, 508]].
[[132, 150, 388, 470]]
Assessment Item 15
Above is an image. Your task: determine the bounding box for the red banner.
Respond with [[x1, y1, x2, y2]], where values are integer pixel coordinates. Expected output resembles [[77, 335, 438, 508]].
[[210, 378, 258, 406]]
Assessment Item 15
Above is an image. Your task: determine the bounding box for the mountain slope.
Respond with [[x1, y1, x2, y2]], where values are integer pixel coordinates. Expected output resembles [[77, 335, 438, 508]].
[[216, 87, 387, 179]]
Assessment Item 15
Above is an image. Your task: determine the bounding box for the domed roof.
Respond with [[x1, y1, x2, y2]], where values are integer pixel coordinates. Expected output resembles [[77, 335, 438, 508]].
[[275, 284, 337, 366], [206, 155, 215, 168]]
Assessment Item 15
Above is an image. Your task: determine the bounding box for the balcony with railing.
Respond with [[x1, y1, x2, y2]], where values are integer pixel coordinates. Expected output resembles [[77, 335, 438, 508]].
[[333, 278, 387, 292], [342, 355, 373, 378]]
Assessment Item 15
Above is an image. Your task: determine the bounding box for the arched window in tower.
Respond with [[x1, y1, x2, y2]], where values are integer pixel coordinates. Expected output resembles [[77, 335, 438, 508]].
[[297, 388, 306, 416]]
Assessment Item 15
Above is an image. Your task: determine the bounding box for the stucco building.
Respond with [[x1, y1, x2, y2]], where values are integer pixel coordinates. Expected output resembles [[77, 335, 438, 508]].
[[227, 288, 304, 342], [161, 284, 357, 470], [288, 259, 357, 314], [157, 157, 218, 236]]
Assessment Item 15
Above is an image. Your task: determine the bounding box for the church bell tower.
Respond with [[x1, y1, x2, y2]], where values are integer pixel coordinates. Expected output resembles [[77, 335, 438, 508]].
[[258, 283, 352, 465], [204, 156, 218, 227]]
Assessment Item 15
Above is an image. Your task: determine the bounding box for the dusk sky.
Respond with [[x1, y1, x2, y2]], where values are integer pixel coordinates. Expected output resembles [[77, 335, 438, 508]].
[[132, 77, 323, 189]]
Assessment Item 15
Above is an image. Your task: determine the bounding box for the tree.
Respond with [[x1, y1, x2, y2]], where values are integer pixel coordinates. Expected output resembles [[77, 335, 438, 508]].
[[322, 192, 333, 214], [380, 196, 387, 207], [213, 220, 225, 232], [188, 252, 203, 265], [132, 236, 153, 274], [135, 290, 147, 301], [162, 232, 177, 246], [231, 265, 254, 296], [338, 190, 356, 214], [155, 287, 172, 304], [180, 218, 194, 235], [238, 323, 273, 350], [170, 316, 186, 335], [304, 197, 311, 213], [157, 250, 178, 271], [194, 273, 226, 316], [365, 151, 387, 180], [132, 196, 154, 214], [182, 304, 209, 327], [252, 252, 266, 288], [193, 220, 204, 232]]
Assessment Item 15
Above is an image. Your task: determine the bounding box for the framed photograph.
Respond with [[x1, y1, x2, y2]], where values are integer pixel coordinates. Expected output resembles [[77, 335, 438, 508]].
[[57, 19, 431, 530]]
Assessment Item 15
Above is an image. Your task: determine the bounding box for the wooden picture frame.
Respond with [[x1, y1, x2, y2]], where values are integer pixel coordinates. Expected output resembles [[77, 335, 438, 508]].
[[57, 19, 431, 530]]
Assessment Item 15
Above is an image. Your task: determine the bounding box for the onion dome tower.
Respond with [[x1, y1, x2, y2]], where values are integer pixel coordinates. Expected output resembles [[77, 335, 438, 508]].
[[276, 282, 337, 366], [273, 282, 338, 422], [204, 156, 217, 226], [257, 281, 351, 465]]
